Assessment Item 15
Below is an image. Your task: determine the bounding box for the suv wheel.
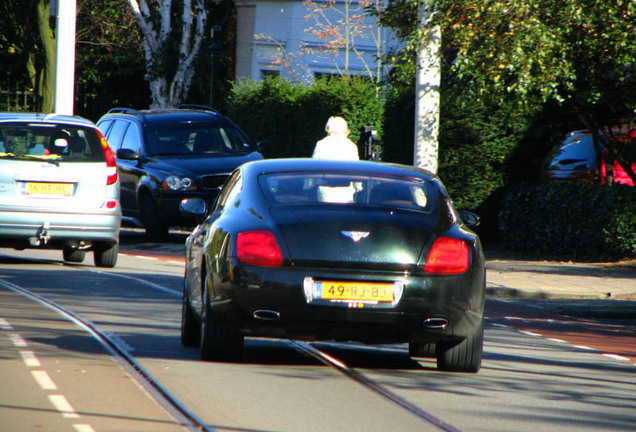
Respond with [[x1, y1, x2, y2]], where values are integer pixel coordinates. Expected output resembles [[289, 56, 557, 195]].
[[141, 194, 169, 240]]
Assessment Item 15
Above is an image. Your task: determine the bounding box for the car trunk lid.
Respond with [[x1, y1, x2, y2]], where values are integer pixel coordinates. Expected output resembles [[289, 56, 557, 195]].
[[270, 205, 438, 268]]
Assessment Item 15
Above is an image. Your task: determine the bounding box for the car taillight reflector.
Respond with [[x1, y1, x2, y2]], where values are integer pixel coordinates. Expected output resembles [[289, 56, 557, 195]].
[[424, 237, 469, 274], [98, 130, 118, 185], [237, 230, 283, 267]]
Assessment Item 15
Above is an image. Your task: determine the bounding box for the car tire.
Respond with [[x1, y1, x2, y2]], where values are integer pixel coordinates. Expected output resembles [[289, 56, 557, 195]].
[[408, 342, 436, 358], [63, 247, 86, 263], [200, 280, 243, 362], [436, 318, 483, 373], [93, 242, 118, 268], [141, 194, 169, 241], [181, 284, 200, 347]]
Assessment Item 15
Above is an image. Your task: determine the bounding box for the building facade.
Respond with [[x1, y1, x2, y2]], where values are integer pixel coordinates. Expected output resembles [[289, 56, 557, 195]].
[[233, 0, 394, 83]]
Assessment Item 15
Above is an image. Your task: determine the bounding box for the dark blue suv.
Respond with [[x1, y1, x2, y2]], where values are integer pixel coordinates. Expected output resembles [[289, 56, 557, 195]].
[[97, 106, 265, 239]]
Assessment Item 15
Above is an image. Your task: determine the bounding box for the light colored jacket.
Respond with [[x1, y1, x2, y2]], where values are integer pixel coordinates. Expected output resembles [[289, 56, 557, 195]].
[[312, 134, 359, 161]]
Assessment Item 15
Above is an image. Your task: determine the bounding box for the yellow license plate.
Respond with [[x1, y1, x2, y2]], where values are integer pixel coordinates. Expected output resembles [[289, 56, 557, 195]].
[[317, 281, 394, 302], [25, 182, 73, 196]]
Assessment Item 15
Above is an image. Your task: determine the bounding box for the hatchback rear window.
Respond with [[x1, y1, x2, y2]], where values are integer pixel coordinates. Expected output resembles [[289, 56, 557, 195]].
[[259, 172, 437, 212], [0, 123, 104, 163]]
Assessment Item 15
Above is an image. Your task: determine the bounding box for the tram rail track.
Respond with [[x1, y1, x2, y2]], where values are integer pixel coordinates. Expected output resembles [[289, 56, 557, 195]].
[[0, 278, 211, 432], [1, 263, 463, 432]]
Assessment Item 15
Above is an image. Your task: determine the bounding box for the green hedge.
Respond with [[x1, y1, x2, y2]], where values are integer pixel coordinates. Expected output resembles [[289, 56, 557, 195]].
[[227, 77, 383, 158], [499, 183, 636, 260]]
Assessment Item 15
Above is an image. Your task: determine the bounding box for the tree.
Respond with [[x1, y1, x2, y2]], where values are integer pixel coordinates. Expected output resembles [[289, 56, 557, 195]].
[[0, 0, 55, 111], [126, 0, 209, 107], [75, 1, 144, 85], [381, 0, 636, 183]]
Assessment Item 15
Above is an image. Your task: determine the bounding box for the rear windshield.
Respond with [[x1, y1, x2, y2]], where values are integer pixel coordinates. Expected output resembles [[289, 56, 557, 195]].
[[259, 172, 437, 212], [144, 121, 253, 156], [0, 122, 104, 163]]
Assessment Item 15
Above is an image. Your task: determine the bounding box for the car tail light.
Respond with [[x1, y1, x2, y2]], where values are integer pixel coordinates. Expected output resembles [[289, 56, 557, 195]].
[[98, 130, 118, 185], [237, 230, 283, 267], [424, 237, 469, 274]]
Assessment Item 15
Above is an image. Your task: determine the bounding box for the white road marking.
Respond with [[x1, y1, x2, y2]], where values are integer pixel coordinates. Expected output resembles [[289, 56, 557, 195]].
[[0, 317, 13, 330], [519, 330, 541, 337], [603, 353, 632, 363], [32, 370, 58, 390], [73, 424, 97, 432], [48, 394, 80, 418], [546, 338, 567, 343], [574, 345, 597, 351], [91, 270, 180, 297], [8, 333, 27, 347], [20, 350, 41, 367]]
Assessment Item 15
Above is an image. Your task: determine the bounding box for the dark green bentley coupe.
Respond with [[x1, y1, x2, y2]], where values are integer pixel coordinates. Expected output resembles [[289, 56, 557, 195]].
[[180, 158, 485, 372]]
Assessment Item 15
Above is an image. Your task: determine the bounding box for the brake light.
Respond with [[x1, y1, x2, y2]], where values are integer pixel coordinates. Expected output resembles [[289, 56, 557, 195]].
[[424, 237, 469, 274], [237, 230, 283, 267], [98, 130, 118, 185]]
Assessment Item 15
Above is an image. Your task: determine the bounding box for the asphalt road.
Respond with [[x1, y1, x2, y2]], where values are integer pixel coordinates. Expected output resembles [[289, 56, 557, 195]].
[[1, 237, 634, 432]]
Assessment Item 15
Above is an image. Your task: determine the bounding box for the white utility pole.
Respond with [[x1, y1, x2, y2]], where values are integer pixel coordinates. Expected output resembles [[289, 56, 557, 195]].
[[413, 2, 441, 174], [53, 0, 77, 115]]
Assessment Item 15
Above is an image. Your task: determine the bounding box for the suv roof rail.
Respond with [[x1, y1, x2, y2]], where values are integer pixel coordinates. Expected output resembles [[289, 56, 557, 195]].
[[107, 107, 144, 117], [178, 104, 218, 114]]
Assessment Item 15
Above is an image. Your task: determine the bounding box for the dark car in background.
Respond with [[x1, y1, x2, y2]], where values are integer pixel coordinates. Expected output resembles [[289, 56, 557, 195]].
[[0, 113, 121, 267], [541, 128, 636, 186], [180, 158, 486, 372], [97, 106, 265, 239]]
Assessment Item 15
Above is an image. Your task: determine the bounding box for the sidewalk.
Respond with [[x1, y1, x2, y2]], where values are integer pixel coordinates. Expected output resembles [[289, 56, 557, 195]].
[[486, 257, 636, 300]]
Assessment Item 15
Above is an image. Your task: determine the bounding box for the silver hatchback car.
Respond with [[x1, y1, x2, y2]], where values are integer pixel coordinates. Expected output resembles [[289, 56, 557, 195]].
[[0, 113, 121, 267]]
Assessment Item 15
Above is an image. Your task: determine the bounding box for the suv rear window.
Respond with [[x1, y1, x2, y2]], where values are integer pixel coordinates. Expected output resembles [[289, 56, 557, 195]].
[[0, 123, 104, 163]]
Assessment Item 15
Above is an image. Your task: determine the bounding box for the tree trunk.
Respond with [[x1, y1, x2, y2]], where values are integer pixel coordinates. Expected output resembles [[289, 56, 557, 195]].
[[128, 0, 207, 108]]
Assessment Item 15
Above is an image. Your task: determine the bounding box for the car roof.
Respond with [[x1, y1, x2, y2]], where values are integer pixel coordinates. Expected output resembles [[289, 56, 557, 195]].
[[242, 158, 440, 181], [0, 112, 96, 127], [101, 107, 227, 126]]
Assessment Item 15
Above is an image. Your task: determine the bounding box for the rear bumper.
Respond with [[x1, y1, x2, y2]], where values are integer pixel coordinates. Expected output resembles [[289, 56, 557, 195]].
[[210, 263, 486, 345], [0, 208, 121, 247]]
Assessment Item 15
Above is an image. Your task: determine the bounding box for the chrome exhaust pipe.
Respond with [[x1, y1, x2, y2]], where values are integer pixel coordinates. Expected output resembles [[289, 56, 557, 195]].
[[253, 310, 281, 321], [29, 222, 51, 247], [422, 318, 448, 329]]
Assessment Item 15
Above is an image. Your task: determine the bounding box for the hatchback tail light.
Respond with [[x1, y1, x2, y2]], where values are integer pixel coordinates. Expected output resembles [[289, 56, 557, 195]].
[[424, 237, 469, 274], [98, 130, 118, 185], [237, 230, 283, 267]]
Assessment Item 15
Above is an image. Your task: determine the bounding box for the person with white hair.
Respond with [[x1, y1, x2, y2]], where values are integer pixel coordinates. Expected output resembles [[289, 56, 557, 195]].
[[312, 116, 360, 203], [312, 116, 359, 160]]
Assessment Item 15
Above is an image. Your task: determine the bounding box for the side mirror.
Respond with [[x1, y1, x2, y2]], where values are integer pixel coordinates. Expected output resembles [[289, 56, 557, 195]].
[[256, 140, 270, 155], [458, 210, 480, 228], [179, 198, 208, 218], [117, 148, 138, 160]]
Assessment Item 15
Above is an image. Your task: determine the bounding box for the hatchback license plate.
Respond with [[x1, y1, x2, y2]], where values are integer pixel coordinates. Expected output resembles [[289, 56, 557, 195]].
[[25, 182, 73, 196], [316, 281, 394, 302]]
